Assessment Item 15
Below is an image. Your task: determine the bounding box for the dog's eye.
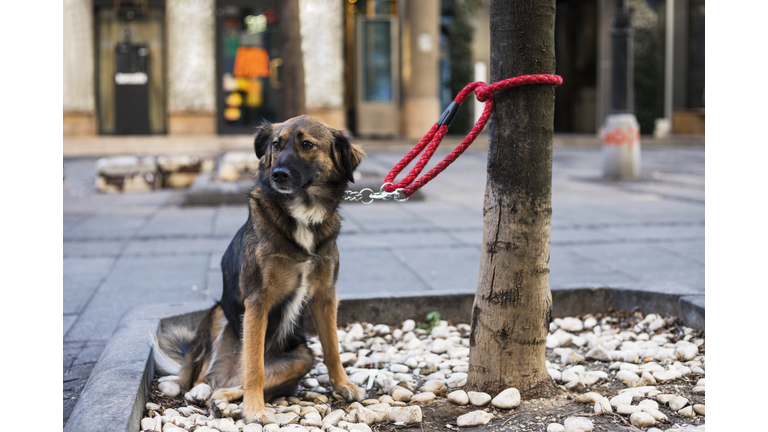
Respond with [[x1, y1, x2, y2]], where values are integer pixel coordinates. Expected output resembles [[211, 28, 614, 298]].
[[272, 141, 279, 151], [301, 140, 314, 150]]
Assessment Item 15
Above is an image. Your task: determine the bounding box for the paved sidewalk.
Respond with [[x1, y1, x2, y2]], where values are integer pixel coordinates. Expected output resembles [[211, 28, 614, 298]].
[[62, 140, 704, 425]]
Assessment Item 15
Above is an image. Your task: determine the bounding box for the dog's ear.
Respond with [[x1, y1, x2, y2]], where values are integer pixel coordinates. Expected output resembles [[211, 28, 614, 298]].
[[332, 130, 365, 183], [254, 121, 274, 159]]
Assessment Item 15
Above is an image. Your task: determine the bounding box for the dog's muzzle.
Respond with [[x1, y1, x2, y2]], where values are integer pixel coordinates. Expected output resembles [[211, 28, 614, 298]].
[[271, 167, 314, 193]]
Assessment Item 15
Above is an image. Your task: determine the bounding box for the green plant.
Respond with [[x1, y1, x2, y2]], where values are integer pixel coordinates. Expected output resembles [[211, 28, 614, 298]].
[[417, 311, 442, 332]]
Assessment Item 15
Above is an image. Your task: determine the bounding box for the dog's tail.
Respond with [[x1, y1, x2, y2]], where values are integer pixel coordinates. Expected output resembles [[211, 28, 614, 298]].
[[151, 326, 196, 376]]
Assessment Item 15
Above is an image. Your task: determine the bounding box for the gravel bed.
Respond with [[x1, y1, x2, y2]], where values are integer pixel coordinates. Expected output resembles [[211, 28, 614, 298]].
[[142, 311, 704, 432]]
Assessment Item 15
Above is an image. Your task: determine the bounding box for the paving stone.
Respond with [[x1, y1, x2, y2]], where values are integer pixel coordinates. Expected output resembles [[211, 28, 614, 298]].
[[391, 246, 481, 293], [335, 250, 428, 299], [63, 240, 127, 257], [137, 207, 217, 237], [64, 213, 149, 240], [122, 238, 231, 256], [65, 255, 209, 341], [63, 257, 116, 314]]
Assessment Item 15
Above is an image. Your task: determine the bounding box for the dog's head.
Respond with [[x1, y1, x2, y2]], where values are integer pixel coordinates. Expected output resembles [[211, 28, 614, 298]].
[[253, 115, 364, 196]]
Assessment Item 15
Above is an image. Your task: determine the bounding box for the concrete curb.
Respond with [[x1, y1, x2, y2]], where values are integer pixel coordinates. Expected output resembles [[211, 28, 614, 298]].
[[65, 289, 703, 432], [63, 302, 213, 432]]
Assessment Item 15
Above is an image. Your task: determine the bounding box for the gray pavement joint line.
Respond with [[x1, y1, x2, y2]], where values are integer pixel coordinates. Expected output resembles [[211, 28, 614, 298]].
[[386, 247, 437, 293], [63, 213, 94, 232], [63, 209, 162, 341], [551, 236, 705, 247], [646, 243, 705, 267], [210, 205, 222, 237], [564, 246, 643, 283], [612, 185, 705, 205], [395, 203, 470, 246], [64, 340, 86, 376]]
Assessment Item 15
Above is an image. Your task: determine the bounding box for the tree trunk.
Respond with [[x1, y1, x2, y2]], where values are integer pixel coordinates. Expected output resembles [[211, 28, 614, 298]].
[[279, 0, 306, 118], [466, 0, 558, 399]]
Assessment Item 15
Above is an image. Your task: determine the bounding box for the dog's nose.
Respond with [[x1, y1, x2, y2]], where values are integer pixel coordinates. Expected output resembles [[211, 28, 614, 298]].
[[272, 168, 291, 182]]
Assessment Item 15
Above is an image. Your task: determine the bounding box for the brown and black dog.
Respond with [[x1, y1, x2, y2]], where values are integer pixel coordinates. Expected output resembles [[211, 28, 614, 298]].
[[153, 115, 366, 424]]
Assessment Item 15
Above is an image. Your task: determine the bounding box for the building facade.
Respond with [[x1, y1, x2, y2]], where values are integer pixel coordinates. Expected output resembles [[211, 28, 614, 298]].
[[63, 0, 703, 138]]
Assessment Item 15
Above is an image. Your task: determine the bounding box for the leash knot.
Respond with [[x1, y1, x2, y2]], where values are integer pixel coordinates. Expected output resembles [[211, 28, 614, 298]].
[[475, 83, 493, 103]]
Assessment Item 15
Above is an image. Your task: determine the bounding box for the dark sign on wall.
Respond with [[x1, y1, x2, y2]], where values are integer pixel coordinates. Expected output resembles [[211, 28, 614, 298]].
[[114, 43, 150, 135]]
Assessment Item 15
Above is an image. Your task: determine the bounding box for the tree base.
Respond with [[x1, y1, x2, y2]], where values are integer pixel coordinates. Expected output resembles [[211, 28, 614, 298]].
[[466, 376, 561, 400]]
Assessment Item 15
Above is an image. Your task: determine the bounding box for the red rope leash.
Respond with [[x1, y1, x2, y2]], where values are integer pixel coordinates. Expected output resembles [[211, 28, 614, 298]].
[[382, 74, 563, 198]]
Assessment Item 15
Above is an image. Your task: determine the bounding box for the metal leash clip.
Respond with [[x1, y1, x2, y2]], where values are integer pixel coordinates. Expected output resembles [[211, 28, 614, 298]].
[[343, 183, 409, 205]]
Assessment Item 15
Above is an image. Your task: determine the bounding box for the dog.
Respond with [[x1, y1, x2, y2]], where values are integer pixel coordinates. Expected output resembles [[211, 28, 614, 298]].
[[153, 115, 366, 424]]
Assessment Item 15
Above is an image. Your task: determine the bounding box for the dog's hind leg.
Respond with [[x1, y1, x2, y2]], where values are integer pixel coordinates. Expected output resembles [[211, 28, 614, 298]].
[[262, 343, 314, 402], [209, 343, 313, 419]]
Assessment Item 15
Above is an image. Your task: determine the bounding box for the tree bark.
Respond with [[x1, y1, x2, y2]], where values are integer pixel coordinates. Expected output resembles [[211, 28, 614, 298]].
[[466, 0, 558, 399], [279, 0, 306, 118]]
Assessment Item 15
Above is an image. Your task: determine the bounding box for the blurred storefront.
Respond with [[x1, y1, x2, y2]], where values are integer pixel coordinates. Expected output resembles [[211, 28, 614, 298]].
[[63, 0, 703, 138]]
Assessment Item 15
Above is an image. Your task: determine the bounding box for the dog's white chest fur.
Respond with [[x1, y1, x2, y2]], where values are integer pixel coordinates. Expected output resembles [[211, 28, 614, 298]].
[[288, 198, 325, 252], [275, 261, 311, 344]]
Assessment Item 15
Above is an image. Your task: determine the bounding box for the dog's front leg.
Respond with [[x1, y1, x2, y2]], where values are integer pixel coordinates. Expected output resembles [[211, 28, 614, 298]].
[[310, 287, 365, 402], [241, 300, 275, 424]]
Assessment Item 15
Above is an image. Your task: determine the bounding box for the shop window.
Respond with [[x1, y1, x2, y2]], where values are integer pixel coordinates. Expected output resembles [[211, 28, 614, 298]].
[[216, 1, 282, 134]]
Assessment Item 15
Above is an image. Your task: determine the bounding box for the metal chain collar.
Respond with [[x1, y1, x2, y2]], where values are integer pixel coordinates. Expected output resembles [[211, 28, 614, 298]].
[[343, 183, 409, 205]]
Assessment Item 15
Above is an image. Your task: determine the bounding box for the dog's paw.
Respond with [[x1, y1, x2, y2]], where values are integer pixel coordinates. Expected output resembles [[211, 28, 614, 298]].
[[243, 406, 276, 425], [332, 381, 366, 402], [184, 383, 212, 404], [209, 398, 231, 418]]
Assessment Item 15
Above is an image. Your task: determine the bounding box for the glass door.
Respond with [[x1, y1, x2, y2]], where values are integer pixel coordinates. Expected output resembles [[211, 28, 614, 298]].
[[355, 16, 399, 136], [216, 1, 282, 134], [96, 5, 165, 135]]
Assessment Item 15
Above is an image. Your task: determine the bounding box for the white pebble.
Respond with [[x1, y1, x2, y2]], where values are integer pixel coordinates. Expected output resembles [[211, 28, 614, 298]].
[[678, 405, 695, 417], [616, 370, 638, 382], [609, 392, 633, 408], [668, 396, 688, 411], [420, 380, 447, 395], [448, 390, 469, 405], [616, 403, 642, 415], [410, 392, 436, 402], [401, 320, 416, 332], [243, 424, 263, 432], [444, 372, 468, 388], [467, 391, 491, 406], [344, 324, 365, 343], [217, 418, 239, 432], [594, 398, 612, 414], [642, 408, 668, 422], [391, 387, 413, 402], [387, 406, 422, 425], [563, 416, 593, 432], [389, 364, 409, 374], [456, 410, 492, 427], [141, 417, 155, 431], [491, 388, 521, 409], [629, 412, 656, 427], [548, 423, 565, 432], [637, 399, 659, 411], [575, 392, 602, 404]]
